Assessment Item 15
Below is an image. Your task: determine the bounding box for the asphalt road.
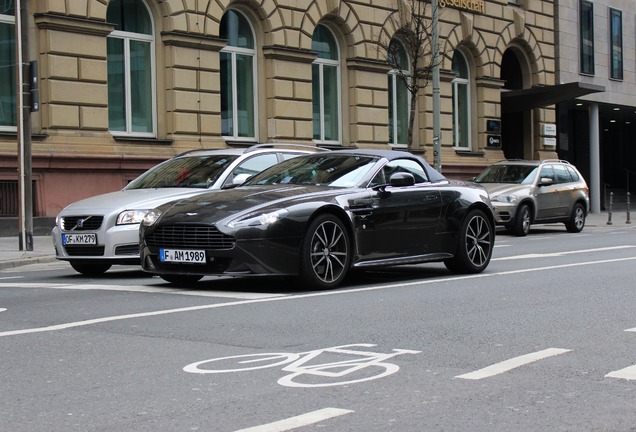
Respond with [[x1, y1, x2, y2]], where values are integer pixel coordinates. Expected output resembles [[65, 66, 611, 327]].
[[1, 224, 635, 432]]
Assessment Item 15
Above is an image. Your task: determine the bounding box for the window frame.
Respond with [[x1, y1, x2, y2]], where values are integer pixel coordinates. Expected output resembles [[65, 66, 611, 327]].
[[579, 0, 594, 75], [609, 8, 623, 80], [388, 39, 410, 148], [0, 10, 16, 131], [451, 50, 471, 151], [220, 9, 258, 142], [107, 0, 157, 138], [312, 24, 342, 145]]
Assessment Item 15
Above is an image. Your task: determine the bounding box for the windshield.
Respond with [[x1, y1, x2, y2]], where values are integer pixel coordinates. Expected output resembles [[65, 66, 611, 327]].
[[125, 155, 239, 189], [474, 164, 538, 185], [245, 154, 379, 188]]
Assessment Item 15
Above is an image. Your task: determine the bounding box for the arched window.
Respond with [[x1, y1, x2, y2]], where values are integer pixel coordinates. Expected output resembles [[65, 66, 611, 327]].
[[312, 25, 340, 144], [220, 10, 256, 140], [0, 6, 15, 130], [452, 51, 471, 149], [107, 0, 156, 136], [387, 39, 409, 147]]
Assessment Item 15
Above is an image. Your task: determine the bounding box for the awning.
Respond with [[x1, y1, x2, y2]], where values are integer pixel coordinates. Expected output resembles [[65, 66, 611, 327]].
[[501, 82, 605, 113]]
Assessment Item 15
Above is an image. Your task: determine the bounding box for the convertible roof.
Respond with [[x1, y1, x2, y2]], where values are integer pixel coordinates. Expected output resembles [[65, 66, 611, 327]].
[[328, 149, 446, 181]]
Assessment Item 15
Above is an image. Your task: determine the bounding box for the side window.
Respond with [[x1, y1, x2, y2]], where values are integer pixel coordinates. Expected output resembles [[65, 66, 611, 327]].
[[383, 159, 429, 184], [539, 165, 555, 182], [554, 165, 573, 184], [566, 166, 580, 182], [224, 153, 278, 186]]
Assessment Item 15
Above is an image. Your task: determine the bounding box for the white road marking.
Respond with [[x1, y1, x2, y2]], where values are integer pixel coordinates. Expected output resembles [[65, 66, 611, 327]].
[[0, 282, 285, 300], [233, 408, 353, 432], [2, 256, 636, 338], [455, 348, 572, 380], [0, 276, 22, 280], [492, 245, 636, 261], [0, 308, 6, 313], [605, 365, 636, 381]]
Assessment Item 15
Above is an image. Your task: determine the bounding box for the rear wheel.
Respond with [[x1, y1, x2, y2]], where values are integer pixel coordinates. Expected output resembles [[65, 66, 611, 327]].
[[298, 214, 351, 290], [69, 261, 111, 276], [159, 274, 203, 286], [511, 203, 531, 236], [444, 209, 494, 274], [565, 202, 586, 233]]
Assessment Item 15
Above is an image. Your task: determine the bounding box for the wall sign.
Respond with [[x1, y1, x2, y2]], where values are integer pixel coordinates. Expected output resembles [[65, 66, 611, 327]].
[[542, 123, 557, 136], [486, 119, 501, 133], [487, 135, 501, 148], [439, 0, 485, 14]]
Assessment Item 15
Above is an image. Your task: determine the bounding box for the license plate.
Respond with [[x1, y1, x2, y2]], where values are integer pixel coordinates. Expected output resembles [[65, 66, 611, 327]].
[[160, 248, 206, 264], [62, 233, 97, 245]]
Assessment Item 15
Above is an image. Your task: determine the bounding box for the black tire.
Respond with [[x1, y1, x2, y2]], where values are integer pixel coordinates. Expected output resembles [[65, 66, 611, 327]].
[[70, 261, 111, 276], [565, 202, 586, 233], [298, 214, 351, 290], [444, 209, 494, 274], [512, 203, 531, 236], [159, 274, 203, 286]]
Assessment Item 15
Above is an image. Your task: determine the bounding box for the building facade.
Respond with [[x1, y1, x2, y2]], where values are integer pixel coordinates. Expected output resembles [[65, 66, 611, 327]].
[[0, 0, 557, 219], [556, 0, 636, 213]]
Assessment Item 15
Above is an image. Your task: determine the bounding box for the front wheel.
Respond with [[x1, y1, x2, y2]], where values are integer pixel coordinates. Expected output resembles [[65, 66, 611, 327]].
[[511, 203, 531, 236], [298, 214, 351, 290], [444, 209, 494, 274], [70, 261, 111, 276], [565, 202, 586, 233]]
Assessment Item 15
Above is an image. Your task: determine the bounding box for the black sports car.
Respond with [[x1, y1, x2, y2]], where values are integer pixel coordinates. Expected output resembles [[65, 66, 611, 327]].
[[140, 149, 495, 289]]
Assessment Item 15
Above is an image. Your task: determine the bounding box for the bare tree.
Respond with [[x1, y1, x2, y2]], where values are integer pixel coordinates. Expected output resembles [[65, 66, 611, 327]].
[[379, 0, 441, 152]]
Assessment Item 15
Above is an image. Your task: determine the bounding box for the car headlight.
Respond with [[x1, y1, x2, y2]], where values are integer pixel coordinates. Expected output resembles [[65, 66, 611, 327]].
[[491, 194, 518, 204], [117, 210, 150, 225], [142, 209, 163, 226], [228, 209, 289, 228]]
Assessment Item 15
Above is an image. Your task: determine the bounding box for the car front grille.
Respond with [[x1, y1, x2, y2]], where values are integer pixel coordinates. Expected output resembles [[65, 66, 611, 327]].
[[61, 216, 104, 231], [145, 224, 236, 250], [64, 245, 105, 256]]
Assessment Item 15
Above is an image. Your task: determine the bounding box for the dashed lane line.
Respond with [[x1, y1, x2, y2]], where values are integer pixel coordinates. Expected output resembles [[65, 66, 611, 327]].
[[455, 348, 572, 380], [605, 365, 636, 381], [233, 408, 353, 432]]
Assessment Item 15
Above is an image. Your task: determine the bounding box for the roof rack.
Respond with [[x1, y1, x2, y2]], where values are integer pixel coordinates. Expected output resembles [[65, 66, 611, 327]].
[[540, 159, 571, 164], [244, 143, 330, 153]]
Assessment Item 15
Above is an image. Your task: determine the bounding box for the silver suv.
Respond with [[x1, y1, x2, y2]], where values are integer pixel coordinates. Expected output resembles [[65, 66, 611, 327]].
[[473, 159, 590, 236], [52, 144, 320, 275]]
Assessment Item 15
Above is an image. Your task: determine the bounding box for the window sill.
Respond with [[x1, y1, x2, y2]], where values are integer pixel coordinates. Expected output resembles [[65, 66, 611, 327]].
[[112, 135, 173, 145], [454, 149, 484, 157]]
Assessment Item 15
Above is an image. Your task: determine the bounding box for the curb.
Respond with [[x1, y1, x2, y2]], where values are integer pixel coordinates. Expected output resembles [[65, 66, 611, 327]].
[[0, 256, 59, 271]]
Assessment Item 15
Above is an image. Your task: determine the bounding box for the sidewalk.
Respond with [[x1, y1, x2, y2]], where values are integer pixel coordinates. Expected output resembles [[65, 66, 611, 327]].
[[0, 211, 633, 271]]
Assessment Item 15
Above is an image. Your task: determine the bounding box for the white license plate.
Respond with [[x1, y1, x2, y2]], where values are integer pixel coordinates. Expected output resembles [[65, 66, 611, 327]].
[[160, 248, 206, 264], [62, 233, 97, 245]]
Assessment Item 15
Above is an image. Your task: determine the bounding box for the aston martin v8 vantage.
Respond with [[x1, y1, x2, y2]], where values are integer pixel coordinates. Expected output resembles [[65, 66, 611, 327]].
[[140, 150, 496, 290]]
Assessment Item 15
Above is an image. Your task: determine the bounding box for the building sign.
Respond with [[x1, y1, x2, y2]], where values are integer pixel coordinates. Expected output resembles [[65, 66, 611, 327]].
[[542, 123, 557, 136], [486, 119, 501, 133], [487, 135, 501, 148], [439, 0, 485, 14]]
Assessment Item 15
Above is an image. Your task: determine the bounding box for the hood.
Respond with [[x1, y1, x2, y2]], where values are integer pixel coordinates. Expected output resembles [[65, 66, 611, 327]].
[[157, 185, 347, 224], [477, 183, 531, 197], [58, 188, 209, 215]]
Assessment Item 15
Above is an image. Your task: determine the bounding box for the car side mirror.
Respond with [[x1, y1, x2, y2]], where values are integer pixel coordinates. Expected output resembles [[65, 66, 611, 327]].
[[232, 173, 252, 186], [539, 177, 553, 186], [389, 172, 415, 187]]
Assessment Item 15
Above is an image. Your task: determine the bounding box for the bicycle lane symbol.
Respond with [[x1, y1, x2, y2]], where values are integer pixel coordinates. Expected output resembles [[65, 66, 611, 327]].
[[183, 343, 421, 388]]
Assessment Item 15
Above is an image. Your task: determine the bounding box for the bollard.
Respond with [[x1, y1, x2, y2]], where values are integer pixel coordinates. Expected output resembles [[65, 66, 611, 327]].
[[627, 192, 631, 224], [607, 192, 613, 225]]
